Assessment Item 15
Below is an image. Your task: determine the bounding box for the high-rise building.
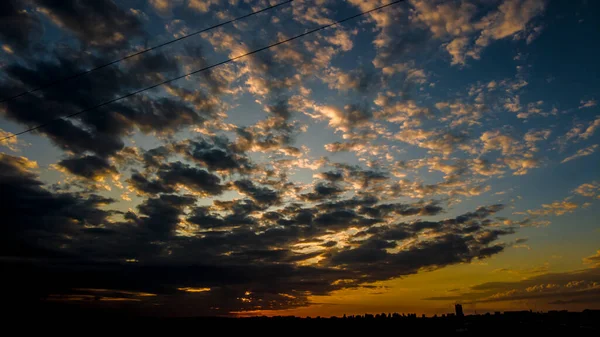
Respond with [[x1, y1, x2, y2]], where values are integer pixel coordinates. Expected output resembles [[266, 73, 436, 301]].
[[455, 303, 464, 317]]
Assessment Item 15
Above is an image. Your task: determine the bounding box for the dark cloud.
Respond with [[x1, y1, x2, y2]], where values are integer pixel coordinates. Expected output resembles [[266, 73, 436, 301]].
[[451, 204, 505, 224], [315, 195, 379, 213], [2, 258, 354, 314], [158, 162, 225, 196], [233, 179, 280, 206], [0, 90, 126, 157], [127, 160, 225, 196], [325, 205, 514, 283], [0, 153, 515, 314], [142, 146, 173, 169], [476, 229, 515, 245], [314, 209, 381, 230], [57, 155, 117, 179], [187, 206, 226, 229], [34, 0, 144, 49], [318, 170, 344, 182], [358, 203, 443, 218], [127, 171, 175, 195], [120, 96, 206, 135], [0, 45, 212, 164], [329, 232, 505, 284], [189, 199, 266, 230], [0, 153, 115, 257], [175, 137, 253, 173], [132, 194, 196, 240], [0, 0, 42, 51], [0, 0, 543, 317], [321, 240, 338, 248], [234, 122, 296, 153], [301, 182, 344, 202]]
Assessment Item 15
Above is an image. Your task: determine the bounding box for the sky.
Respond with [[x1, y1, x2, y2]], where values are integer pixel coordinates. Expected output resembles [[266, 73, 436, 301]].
[[0, 0, 599, 317]]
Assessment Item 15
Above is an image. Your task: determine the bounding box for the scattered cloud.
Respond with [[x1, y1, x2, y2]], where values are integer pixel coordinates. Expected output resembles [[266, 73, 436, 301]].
[[526, 199, 578, 217], [0, 0, 596, 315], [424, 265, 600, 306], [579, 99, 597, 109], [573, 182, 600, 199], [561, 144, 599, 163], [584, 250, 600, 267]]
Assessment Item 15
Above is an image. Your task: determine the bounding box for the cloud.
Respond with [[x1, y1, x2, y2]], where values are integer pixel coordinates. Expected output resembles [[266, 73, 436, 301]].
[[411, 0, 547, 65], [375, 96, 431, 125], [579, 99, 597, 109], [411, 1, 477, 39], [312, 104, 372, 133], [502, 156, 540, 176], [584, 250, 600, 267], [0, 153, 116, 256], [1, 149, 515, 313], [233, 180, 281, 206], [395, 128, 468, 157], [445, 36, 473, 65], [35, 0, 144, 48], [327, 204, 509, 278], [524, 129, 551, 150], [188, 0, 219, 13], [0, 0, 586, 316], [563, 117, 600, 144], [0, 128, 23, 152], [573, 181, 600, 199], [424, 266, 600, 307], [322, 67, 379, 92], [476, 0, 546, 43], [127, 171, 175, 195], [471, 158, 506, 177], [478, 130, 541, 175], [157, 162, 225, 196], [148, 0, 179, 16], [301, 182, 344, 202], [561, 144, 599, 163], [175, 137, 253, 173], [0, 0, 42, 51], [186, 206, 226, 229], [581, 118, 600, 139], [437, 100, 484, 127], [526, 199, 578, 217], [126, 161, 225, 197], [56, 155, 118, 180], [480, 130, 521, 156], [131, 194, 196, 239], [0, 49, 212, 164]]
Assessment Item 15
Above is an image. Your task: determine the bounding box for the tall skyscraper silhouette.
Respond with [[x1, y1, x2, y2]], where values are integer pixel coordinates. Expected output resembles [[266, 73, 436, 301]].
[[455, 304, 464, 317]]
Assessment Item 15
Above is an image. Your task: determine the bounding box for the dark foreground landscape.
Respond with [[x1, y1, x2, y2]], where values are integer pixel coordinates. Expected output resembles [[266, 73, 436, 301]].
[[12, 307, 600, 335]]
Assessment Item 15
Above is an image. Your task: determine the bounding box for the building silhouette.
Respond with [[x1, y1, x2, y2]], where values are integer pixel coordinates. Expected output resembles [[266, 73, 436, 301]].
[[455, 303, 464, 317]]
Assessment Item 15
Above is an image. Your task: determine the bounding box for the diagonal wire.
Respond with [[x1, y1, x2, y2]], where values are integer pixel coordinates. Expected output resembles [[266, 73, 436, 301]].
[[0, 0, 294, 104], [0, 0, 406, 142]]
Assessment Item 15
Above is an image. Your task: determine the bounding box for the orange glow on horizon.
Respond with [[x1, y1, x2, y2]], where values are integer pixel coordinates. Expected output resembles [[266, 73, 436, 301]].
[[178, 287, 211, 293]]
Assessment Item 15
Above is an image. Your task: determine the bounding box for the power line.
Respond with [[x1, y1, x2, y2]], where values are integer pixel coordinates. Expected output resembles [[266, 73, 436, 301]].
[[0, 0, 407, 142], [0, 0, 294, 104]]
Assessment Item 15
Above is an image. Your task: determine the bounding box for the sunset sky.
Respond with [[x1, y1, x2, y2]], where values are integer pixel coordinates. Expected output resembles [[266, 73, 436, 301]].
[[1, 0, 599, 317]]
